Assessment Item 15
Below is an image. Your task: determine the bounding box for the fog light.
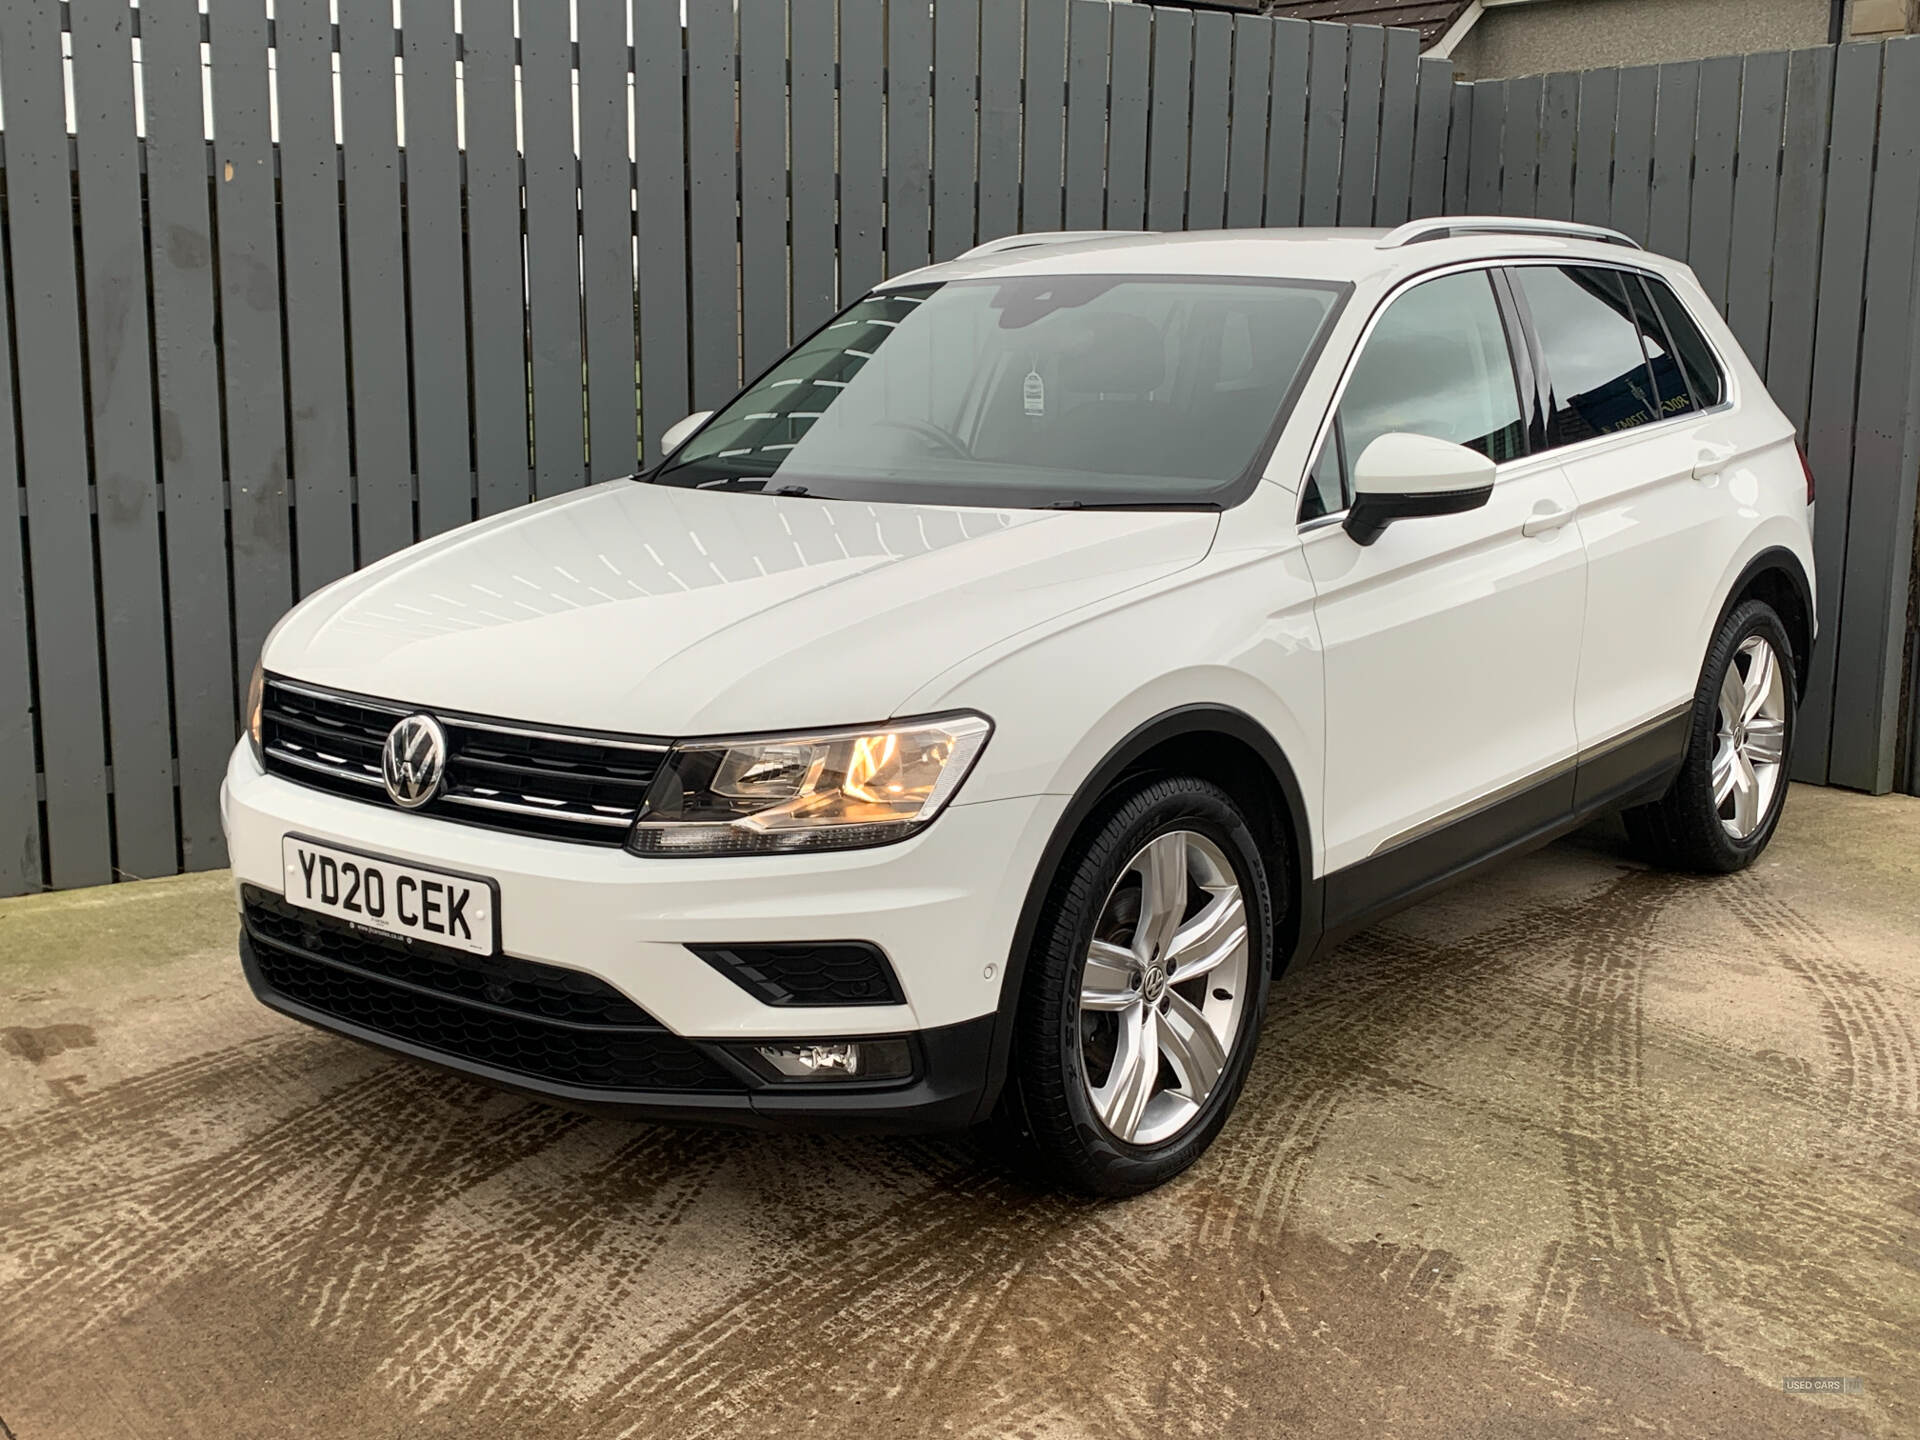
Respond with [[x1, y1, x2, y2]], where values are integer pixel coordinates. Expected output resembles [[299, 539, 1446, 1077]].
[[748, 1037, 913, 1082]]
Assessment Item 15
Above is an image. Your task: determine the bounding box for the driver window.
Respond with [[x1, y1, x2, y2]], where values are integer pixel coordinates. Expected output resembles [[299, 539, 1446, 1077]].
[[1302, 270, 1524, 521]]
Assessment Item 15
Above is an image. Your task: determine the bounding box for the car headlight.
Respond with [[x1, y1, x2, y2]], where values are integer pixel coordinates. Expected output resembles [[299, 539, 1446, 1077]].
[[628, 713, 992, 856], [244, 660, 266, 766]]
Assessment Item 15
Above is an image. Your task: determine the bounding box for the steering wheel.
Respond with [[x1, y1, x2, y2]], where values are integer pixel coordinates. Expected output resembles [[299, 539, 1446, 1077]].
[[872, 417, 970, 459]]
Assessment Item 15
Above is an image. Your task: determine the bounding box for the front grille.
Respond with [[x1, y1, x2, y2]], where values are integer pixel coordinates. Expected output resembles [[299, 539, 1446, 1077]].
[[243, 887, 741, 1093], [260, 676, 668, 845], [692, 942, 905, 1007]]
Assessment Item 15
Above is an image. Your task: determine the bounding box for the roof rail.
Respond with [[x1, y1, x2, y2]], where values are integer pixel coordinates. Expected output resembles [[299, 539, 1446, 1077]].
[[957, 230, 1153, 260], [1376, 217, 1642, 251]]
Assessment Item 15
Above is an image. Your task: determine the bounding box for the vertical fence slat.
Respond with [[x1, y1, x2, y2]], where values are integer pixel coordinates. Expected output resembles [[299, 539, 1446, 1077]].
[[977, 0, 1022, 243], [1444, 82, 1473, 213], [932, 0, 980, 260], [790, 0, 837, 330], [1106, 3, 1151, 228], [1500, 74, 1542, 216], [687, 0, 740, 406], [1764, 45, 1837, 440], [208, 0, 293, 718], [465, 0, 532, 499], [1467, 81, 1504, 215], [738, 0, 788, 376], [525, 0, 587, 490], [1023, 0, 1069, 233], [1796, 40, 1882, 783], [1726, 51, 1788, 372], [1374, 26, 1419, 226], [633, 0, 692, 458], [340, 0, 416, 550], [1064, 0, 1111, 230], [69, 1, 176, 880], [1570, 68, 1615, 226], [403, 0, 474, 528], [1302, 23, 1346, 225], [0, 198, 34, 891], [885, 0, 933, 274], [1147, 9, 1194, 231], [1688, 55, 1742, 313], [1264, 19, 1310, 226], [580, 0, 639, 479], [1534, 71, 1577, 222], [1188, 11, 1233, 230], [1225, 16, 1273, 228], [1337, 25, 1384, 226], [273, 0, 354, 593], [1648, 62, 1699, 260], [1610, 66, 1657, 244], [140, 0, 231, 871], [1409, 56, 1452, 220], [1832, 37, 1920, 792], [841, 0, 886, 294]]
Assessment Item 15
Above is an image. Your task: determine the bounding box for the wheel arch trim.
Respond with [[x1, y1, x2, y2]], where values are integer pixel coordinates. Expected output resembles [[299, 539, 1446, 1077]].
[[1717, 545, 1815, 700], [973, 704, 1317, 1123]]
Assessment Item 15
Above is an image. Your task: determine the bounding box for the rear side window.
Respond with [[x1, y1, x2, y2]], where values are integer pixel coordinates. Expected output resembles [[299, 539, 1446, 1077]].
[[1512, 265, 1663, 444], [1644, 277, 1726, 408], [1301, 269, 1524, 521]]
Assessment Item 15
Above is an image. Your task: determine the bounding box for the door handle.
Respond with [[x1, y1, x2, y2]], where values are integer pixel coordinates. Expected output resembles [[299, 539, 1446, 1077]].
[[1692, 443, 1738, 480], [1521, 502, 1572, 538]]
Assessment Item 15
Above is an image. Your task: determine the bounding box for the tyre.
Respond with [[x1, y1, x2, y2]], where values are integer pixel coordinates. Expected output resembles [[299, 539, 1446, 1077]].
[[998, 776, 1276, 1197], [1624, 598, 1795, 874]]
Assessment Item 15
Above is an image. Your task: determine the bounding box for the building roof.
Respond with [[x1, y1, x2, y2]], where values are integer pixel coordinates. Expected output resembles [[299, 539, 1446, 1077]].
[[1259, 2, 1473, 49]]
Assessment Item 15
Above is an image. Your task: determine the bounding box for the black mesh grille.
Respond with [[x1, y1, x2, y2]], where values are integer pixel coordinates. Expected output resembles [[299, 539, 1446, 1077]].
[[259, 677, 668, 845], [691, 942, 905, 1007], [243, 887, 740, 1093]]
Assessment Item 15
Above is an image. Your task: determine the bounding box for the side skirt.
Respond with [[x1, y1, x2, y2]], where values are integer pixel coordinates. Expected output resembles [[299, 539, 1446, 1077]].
[[1308, 705, 1690, 956]]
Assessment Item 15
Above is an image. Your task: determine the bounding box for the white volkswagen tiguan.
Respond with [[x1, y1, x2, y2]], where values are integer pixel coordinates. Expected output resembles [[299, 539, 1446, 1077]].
[[224, 221, 1815, 1195]]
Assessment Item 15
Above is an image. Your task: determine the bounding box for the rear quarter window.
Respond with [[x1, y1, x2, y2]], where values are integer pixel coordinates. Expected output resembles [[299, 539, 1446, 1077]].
[[1643, 277, 1727, 408]]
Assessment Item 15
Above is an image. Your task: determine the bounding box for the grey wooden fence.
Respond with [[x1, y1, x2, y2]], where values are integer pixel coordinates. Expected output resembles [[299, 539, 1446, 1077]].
[[0, 0, 1916, 897]]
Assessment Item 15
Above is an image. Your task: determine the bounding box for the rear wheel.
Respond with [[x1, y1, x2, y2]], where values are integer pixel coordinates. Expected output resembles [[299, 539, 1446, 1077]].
[[1625, 599, 1795, 873], [999, 777, 1275, 1197]]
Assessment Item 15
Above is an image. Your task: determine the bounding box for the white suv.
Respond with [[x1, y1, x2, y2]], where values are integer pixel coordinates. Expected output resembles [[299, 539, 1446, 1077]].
[[224, 220, 1815, 1195]]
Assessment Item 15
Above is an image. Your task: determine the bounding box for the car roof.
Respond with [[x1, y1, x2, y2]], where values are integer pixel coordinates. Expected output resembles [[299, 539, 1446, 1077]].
[[877, 223, 1693, 293]]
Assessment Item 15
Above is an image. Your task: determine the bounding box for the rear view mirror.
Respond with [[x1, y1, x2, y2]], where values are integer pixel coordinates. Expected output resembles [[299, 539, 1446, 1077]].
[[1344, 432, 1497, 546], [658, 410, 713, 457]]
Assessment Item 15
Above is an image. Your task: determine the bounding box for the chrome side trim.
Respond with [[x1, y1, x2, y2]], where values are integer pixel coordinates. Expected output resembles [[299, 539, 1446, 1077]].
[[1367, 755, 1578, 859], [1364, 703, 1693, 859], [1578, 703, 1693, 764]]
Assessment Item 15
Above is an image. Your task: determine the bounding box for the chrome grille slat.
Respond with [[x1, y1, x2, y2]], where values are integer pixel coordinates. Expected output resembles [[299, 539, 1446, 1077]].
[[259, 677, 666, 845]]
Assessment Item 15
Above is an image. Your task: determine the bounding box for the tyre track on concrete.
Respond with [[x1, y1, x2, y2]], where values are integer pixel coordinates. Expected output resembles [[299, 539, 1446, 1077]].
[[1724, 868, 1920, 1159], [391, 1126, 737, 1411], [1543, 869, 1702, 1346]]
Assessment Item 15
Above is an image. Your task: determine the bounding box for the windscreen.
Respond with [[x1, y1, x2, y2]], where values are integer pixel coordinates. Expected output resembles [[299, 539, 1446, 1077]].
[[649, 275, 1343, 509]]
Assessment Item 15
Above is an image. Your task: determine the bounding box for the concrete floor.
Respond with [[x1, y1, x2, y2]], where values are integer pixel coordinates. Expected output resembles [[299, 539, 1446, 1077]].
[[1, 784, 1916, 1439]]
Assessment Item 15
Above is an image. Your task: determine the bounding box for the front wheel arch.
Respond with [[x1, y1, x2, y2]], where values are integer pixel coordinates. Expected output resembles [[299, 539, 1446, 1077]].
[[973, 705, 1314, 1124]]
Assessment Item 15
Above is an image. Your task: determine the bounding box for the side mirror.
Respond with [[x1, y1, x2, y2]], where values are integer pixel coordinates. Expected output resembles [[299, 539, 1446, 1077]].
[[1344, 433, 1497, 546], [657, 410, 713, 457]]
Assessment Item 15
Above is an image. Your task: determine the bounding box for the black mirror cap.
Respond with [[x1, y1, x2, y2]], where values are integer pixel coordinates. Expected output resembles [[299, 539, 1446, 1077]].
[[1343, 481, 1494, 546]]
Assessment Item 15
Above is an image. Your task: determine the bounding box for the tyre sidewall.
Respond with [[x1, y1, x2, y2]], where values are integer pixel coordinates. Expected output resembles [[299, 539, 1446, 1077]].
[[1685, 600, 1797, 869], [1023, 779, 1275, 1195]]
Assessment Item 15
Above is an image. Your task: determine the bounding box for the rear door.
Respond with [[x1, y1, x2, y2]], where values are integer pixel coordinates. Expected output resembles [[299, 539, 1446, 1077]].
[[1505, 263, 1748, 791], [1299, 268, 1587, 911]]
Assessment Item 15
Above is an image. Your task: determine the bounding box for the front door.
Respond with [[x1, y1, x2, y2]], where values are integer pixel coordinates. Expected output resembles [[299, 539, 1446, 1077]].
[[1297, 268, 1588, 924]]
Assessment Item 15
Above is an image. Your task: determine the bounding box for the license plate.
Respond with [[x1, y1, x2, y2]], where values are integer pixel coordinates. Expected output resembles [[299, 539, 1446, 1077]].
[[281, 836, 497, 956]]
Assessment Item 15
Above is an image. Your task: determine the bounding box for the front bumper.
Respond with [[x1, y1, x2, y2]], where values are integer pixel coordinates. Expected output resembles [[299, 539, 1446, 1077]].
[[222, 742, 1065, 1130]]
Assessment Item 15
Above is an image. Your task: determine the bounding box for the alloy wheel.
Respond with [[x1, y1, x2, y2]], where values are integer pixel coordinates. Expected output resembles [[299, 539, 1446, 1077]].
[[1077, 830, 1251, 1147], [1712, 634, 1788, 840]]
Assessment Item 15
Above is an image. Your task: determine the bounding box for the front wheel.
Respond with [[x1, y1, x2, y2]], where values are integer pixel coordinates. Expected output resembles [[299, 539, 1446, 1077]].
[[1625, 598, 1795, 873], [998, 777, 1275, 1197]]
